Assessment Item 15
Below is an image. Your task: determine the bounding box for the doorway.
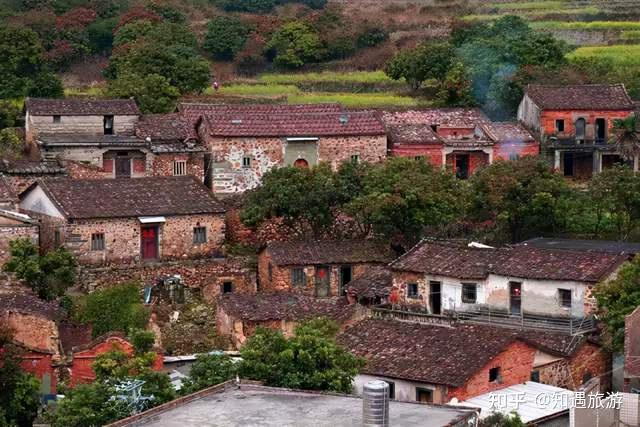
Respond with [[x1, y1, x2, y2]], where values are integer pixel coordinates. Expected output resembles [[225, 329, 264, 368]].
[[455, 154, 469, 179], [115, 154, 131, 178], [509, 282, 522, 315], [563, 152, 574, 177], [141, 226, 159, 260], [315, 265, 330, 297], [429, 281, 441, 315], [595, 118, 606, 143], [339, 266, 352, 296], [575, 118, 586, 141], [294, 158, 309, 168]]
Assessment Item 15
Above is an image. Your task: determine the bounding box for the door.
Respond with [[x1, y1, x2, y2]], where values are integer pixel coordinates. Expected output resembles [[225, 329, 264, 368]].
[[429, 281, 441, 315], [141, 226, 158, 260], [509, 282, 522, 315], [575, 118, 586, 141], [115, 156, 131, 178], [563, 152, 574, 177], [315, 265, 330, 297], [416, 388, 433, 403], [339, 266, 352, 296], [455, 154, 469, 179], [294, 158, 309, 168], [595, 118, 606, 143]]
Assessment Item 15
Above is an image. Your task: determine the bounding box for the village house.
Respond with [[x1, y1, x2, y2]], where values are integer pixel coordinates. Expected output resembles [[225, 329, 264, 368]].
[[346, 266, 393, 305], [624, 306, 640, 392], [216, 292, 357, 348], [0, 158, 66, 195], [389, 240, 627, 322], [517, 84, 636, 178], [382, 109, 538, 178], [0, 175, 39, 265], [19, 176, 226, 265], [337, 317, 609, 404], [257, 239, 395, 297], [179, 103, 387, 193]]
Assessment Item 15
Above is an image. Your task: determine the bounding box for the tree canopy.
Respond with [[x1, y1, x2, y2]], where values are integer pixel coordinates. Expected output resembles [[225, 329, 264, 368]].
[[203, 16, 252, 60]]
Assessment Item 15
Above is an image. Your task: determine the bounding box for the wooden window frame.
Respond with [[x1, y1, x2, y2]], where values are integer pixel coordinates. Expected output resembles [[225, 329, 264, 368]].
[[91, 232, 105, 251], [193, 226, 207, 244], [407, 283, 419, 299], [173, 160, 187, 176], [461, 283, 477, 304], [558, 288, 572, 308], [291, 267, 305, 287]]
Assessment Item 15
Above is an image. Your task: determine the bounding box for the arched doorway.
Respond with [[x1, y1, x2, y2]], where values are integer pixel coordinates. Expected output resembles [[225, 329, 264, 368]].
[[293, 158, 309, 168]]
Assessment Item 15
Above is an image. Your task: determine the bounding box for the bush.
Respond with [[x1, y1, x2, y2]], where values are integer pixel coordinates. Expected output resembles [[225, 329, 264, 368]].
[[108, 72, 180, 113], [180, 354, 237, 394], [219, 0, 278, 13], [203, 16, 251, 60], [266, 21, 322, 69], [130, 329, 156, 354], [356, 26, 388, 49]]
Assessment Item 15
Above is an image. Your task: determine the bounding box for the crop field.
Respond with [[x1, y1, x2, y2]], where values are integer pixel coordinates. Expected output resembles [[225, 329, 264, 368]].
[[530, 21, 640, 31], [568, 44, 640, 67], [258, 71, 398, 85]]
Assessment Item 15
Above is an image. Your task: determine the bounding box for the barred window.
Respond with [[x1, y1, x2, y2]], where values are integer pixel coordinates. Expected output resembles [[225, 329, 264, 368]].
[[193, 227, 207, 244], [91, 233, 105, 251], [291, 268, 305, 286], [462, 283, 477, 303], [173, 160, 187, 176], [242, 156, 252, 168], [407, 283, 419, 299], [559, 289, 572, 308], [414, 155, 424, 161], [351, 154, 360, 163]]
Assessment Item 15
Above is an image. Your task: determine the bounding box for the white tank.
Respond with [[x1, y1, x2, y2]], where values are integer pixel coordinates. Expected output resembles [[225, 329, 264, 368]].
[[363, 380, 390, 427]]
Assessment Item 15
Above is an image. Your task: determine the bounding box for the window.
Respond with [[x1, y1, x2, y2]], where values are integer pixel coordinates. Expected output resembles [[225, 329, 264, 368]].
[[54, 230, 61, 247], [575, 118, 586, 140], [242, 156, 252, 168], [291, 268, 305, 287], [53, 115, 61, 124], [339, 266, 352, 295], [91, 233, 105, 251], [407, 283, 419, 299], [193, 227, 207, 244], [558, 289, 572, 308], [462, 283, 477, 304], [489, 367, 501, 383], [351, 154, 360, 163], [555, 119, 565, 132], [103, 115, 114, 135], [173, 160, 187, 176], [416, 388, 433, 403], [268, 263, 273, 281], [530, 371, 540, 383], [385, 381, 395, 399], [222, 282, 233, 294], [414, 155, 424, 161], [509, 153, 520, 161]]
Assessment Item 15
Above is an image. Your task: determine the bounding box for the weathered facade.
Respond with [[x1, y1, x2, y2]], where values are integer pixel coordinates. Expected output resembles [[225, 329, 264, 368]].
[[19, 176, 226, 265], [258, 240, 395, 297], [624, 305, 640, 392], [517, 84, 636, 178], [0, 209, 39, 266]]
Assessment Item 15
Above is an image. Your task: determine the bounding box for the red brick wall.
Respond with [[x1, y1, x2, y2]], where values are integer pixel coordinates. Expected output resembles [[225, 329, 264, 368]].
[[65, 160, 112, 179], [536, 343, 610, 391], [20, 352, 56, 394], [445, 151, 489, 176], [539, 110, 632, 138], [390, 144, 443, 167], [448, 340, 537, 401]]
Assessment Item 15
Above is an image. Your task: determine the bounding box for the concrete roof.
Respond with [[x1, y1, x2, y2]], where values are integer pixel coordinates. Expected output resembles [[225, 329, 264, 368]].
[[110, 383, 477, 427]]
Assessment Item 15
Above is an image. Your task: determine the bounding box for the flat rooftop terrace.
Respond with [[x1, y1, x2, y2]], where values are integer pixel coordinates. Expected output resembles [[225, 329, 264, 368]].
[[110, 383, 477, 427]]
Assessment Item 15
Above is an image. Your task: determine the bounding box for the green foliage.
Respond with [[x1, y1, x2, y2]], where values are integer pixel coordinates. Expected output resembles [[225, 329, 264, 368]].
[[46, 382, 130, 427], [180, 354, 238, 394], [385, 41, 455, 91], [26, 70, 64, 98], [0, 101, 20, 129], [436, 61, 475, 107], [148, 2, 185, 23], [266, 21, 322, 69], [218, 0, 278, 13], [73, 282, 149, 337], [594, 255, 640, 352], [108, 72, 179, 113], [130, 329, 156, 354], [356, 25, 388, 49], [3, 238, 76, 300], [239, 318, 364, 394], [0, 129, 22, 157], [203, 16, 251, 60], [479, 411, 525, 427], [470, 157, 572, 243], [87, 18, 118, 54]]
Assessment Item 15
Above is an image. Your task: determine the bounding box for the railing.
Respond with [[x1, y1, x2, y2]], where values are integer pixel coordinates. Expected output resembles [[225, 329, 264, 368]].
[[370, 306, 456, 327]]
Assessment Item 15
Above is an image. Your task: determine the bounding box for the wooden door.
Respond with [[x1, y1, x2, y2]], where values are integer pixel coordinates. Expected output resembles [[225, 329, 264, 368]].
[[115, 157, 131, 178], [429, 281, 441, 315], [141, 226, 158, 260], [510, 282, 522, 315], [315, 265, 330, 297]]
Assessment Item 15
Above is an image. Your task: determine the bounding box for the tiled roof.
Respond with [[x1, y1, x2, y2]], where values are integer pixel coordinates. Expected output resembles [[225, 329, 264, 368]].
[[37, 134, 144, 146], [481, 122, 535, 143], [520, 237, 640, 255], [0, 291, 65, 320], [387, 124, 441, 145], [218, 292, 355, 323], [0, 175, 17, 203], [58, 320, 92, 354], [136, 113, 199, 142], [27, 176, 225, 219], [525, 84, 634, 110], [347, 266, 393, 299], [178, 102, 342, 121], [391, 240, 627, 283], [381, 109, 489, 127], [0, 159, 65, 175], [266, 239, 395, 266], [338, 319, 520, 387], [201, 111, 386, 137], [26, 97, 140, 116]]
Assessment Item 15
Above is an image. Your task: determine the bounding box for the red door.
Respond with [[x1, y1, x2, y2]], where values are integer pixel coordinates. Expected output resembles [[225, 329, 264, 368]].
[[141, 226, 158, 260]]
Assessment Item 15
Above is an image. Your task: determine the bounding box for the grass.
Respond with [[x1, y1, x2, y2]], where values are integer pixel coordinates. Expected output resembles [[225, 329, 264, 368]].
[[622, 30, 640, 40], [568, 44, 640, 66], [203, 83, 300, 96], [531, 21, 640, 31], [64, 86, 105, 97], [287, 92, 423, 108], [491, 1, 569, 11], [463, 6, 600, 21], [258, 70, 398, 85]]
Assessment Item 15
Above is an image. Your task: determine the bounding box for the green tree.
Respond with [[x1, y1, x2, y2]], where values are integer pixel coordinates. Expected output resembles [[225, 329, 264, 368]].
[[180, 354, 238, 394], [0, 101, 20, 129], [478, 411, 525, 427], [203, 16, 251, 60], [219, 0, 278, 13], [266, 21, 322, 69], [436, 61, 474, 107], [130, 329, 156, 354], [0, 128, 22, 157], [610, 114, 640, 161], [26, 70, 64, 98], [385, 42, 455, 91], [4, 238, 76, 300], [108, 72, 179, 113], [470, 157, 573, 243], [73, 282, 150, 337], [239, 318, 364, 394], [594, 256, 640, 352]]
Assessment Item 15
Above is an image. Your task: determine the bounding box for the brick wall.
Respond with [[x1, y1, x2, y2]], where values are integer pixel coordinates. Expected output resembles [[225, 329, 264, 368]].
[[20, 352, 56, 394], [539, 110, 631, 139], [318, 135, 387, 169], [65, 160, 112, 179], [445, 151, 490, 176], [447, 340, 537, 401], [537, 342, 610, 391], [390, 144, 444, 167], [493, 142, 540, 161], [392, 271, 428, 306], [3, 312, 60, 355], [151, 152, 205, 182], [4, 173, 65, 196], [0, 222, 39, 265]]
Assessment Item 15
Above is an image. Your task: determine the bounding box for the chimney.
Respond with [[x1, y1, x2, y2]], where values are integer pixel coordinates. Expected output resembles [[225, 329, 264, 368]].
[[363, 380, 389, 427]]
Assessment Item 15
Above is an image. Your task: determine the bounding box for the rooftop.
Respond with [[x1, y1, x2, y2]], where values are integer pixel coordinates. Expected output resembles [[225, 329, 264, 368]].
[[521, 237, 640, 255], [24, 176, 225, 219], [381, 108, 489, 127], [37, 134, 144, 146], [481, 122, 535, 143], [177, 102, 342, 121], [0, 290, 65, 321], [386, 123, 441, 145], [0, 159, 65, 175], [265, 239, 395, 266], [136, 113, 199, 142], [26, 97, 140, 116], [525, 84, 635, 111], [108, 383, 478, 427], [346, 266, 393, 299], [0, 175, 17, 204]]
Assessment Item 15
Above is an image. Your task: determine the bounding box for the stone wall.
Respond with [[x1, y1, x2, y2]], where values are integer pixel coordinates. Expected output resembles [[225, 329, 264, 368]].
[[27, 114, 138, 136], [0, 222, 39, 265], [318, 135, 387, 169], [65, 160, 112, 179], [3, 311, 60, 355], [537, 342, 611, 391], [151, 152, 205, 182]]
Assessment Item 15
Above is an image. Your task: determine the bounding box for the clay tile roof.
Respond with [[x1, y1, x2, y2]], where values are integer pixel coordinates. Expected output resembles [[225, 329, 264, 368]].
[[25, 97, 140, 116], [266, 240, 395, 266], [0, 292, 65, 320], [0, 159, 66, 175], [390, 241, 503, 280], [481, 122, 535, 143], [27, 176, 225, 219], [0, 175, 17, 204], [493, 245, 628, 283], [347, 266, 393, 299], [386, 124, 441, 145], [178, 102, 342, 120], [218, 292, 355, 323], [381, 108, 489, 127], [201, 111, 386, 137], [337, 319, 521, 387], [525, 84, 635, 110], [136, 113, 199, 142], [516, 329, 584, 357], [58, 320, 93, 354]]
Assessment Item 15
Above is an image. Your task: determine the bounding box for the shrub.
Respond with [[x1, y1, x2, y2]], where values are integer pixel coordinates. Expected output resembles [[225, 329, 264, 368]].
[[203, 16, 251, 60], [266, 21, 322, 69], [180, 354, 238, 394], [356, 25, 388, 49], [108, 72, 179, 113]]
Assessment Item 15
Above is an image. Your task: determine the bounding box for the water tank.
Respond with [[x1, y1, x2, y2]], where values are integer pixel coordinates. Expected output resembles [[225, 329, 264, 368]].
[[363, 380, 389, 427]]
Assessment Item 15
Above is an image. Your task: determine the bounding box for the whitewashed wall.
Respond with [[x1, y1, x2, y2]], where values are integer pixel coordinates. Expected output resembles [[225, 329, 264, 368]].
[[353, 374, 443, 403], [20, 186, 65, 218]]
